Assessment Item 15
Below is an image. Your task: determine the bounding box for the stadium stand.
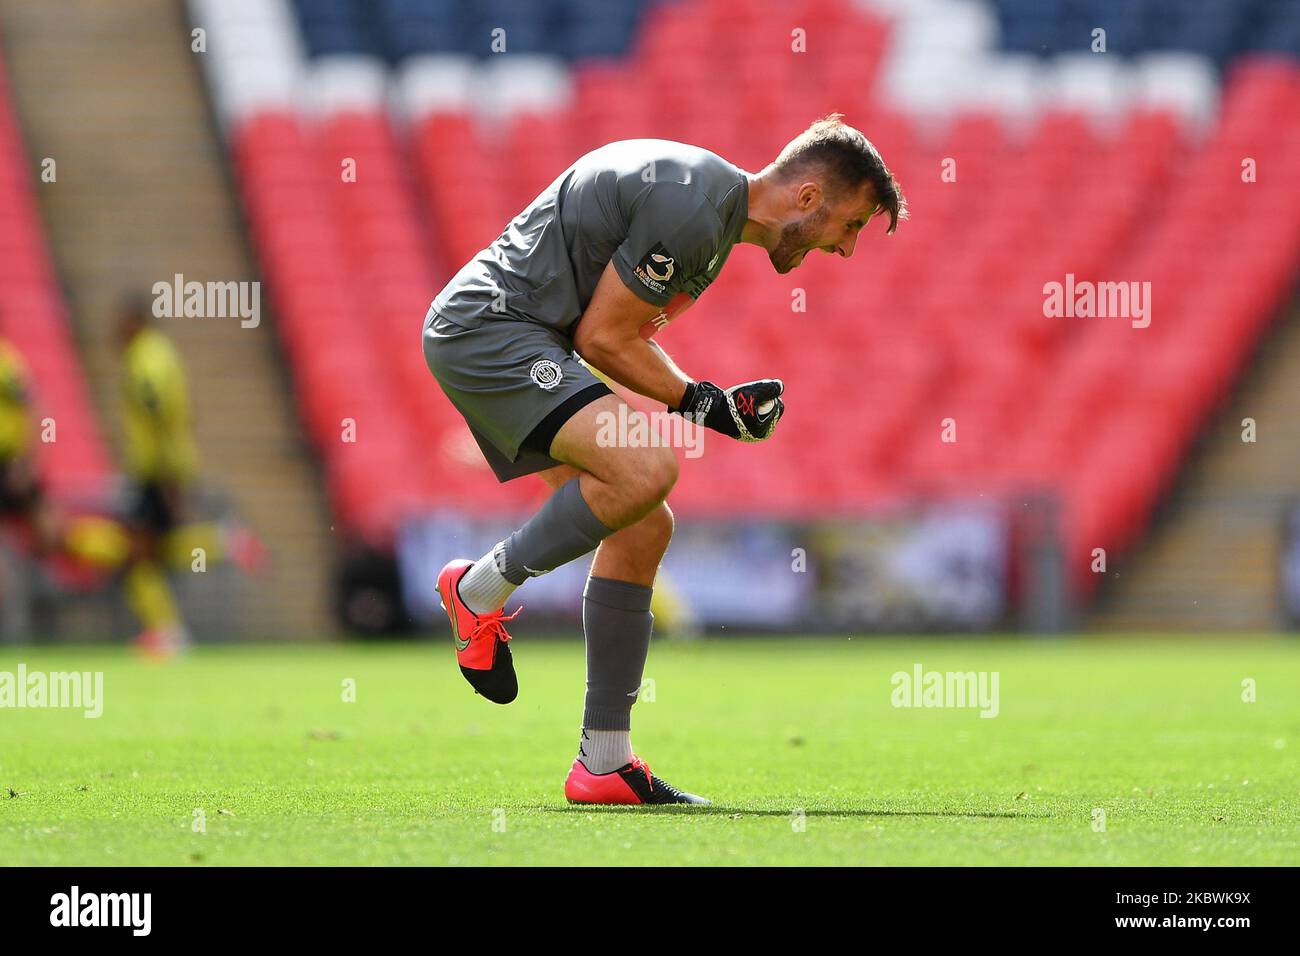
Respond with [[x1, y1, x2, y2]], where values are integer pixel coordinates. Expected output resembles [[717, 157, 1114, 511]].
[[0, 47, 109, 502], [190, 0, 1300, 603]]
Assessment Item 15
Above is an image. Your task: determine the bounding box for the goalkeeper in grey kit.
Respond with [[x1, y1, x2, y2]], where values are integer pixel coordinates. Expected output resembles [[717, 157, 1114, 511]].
[[422, 114, 905, 804]]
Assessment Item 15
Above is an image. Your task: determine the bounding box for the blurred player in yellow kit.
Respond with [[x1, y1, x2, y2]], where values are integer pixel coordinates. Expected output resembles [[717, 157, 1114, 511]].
[[116, 302, 264, 657], [0, 339, 132, 583], [0, 339, 60, 551], [0, 316, 263, 651]]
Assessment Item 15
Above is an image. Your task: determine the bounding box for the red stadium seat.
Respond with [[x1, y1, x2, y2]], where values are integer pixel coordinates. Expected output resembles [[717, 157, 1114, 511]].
[[0, 49, 110, 499]]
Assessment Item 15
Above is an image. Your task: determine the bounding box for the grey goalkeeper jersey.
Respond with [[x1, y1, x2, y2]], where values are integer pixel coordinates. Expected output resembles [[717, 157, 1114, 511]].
[[430, 139, 750, 334]]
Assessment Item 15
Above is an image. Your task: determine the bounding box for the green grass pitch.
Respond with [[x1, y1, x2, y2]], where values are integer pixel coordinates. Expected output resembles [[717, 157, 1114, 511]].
[[1, 636, 1297, 866]]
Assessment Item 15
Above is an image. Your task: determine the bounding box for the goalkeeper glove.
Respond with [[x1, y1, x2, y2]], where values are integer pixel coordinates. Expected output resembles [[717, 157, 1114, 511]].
[[670, 379, 784, 442]]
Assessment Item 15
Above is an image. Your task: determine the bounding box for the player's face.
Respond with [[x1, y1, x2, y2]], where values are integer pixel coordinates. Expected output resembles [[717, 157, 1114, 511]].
[[769, 183, 878, 274]]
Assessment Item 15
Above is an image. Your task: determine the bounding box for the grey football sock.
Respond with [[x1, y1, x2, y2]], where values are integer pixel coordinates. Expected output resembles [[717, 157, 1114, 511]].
[[498, 478, 614, 584], [578, 728, 633, 775], [581, 575, 654, 733]]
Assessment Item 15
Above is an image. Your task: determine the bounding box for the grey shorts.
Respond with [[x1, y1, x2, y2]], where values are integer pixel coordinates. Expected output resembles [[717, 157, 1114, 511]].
[[422, 308, 612, 482]]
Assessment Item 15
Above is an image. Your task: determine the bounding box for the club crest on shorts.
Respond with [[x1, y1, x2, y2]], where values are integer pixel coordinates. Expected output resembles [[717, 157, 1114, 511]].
[[529, 359, 564, 390]]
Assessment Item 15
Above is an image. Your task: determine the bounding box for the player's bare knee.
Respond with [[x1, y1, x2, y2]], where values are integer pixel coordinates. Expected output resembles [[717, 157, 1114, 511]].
[[641, 502, 674, 557], [596, 445, 676, 512], [630, 447, 678, 508], [617, 501, 673, 556]]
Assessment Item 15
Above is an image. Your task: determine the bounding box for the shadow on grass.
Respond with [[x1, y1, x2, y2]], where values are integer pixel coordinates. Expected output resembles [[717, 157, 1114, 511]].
[[541, 806, 1048, 818]]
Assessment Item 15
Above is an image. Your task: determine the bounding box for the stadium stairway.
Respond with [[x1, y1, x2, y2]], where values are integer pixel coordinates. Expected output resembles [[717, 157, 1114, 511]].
[[0, 0, 337, 638], [1093, 301, 1300, 632]]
